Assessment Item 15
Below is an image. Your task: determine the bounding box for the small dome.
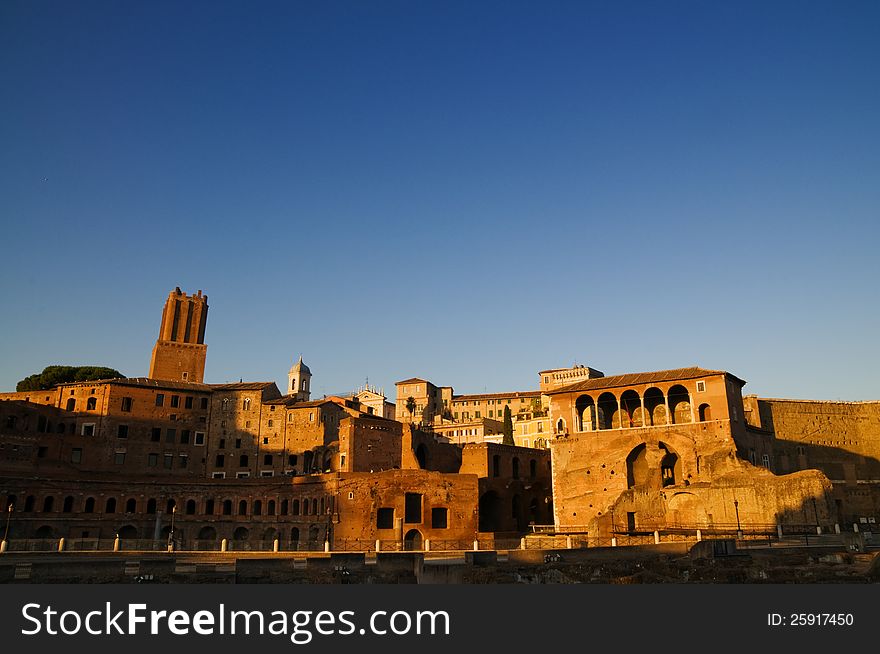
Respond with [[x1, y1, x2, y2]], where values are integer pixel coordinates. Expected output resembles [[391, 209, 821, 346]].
[[290, 355, 311, 375]]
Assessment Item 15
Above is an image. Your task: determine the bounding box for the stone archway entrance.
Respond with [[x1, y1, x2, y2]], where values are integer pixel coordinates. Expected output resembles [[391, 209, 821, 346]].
[[403, 529, 423, 551]]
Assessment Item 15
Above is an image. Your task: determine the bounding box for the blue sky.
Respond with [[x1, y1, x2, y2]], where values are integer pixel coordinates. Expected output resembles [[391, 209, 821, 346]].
[[1, 1, 878, 400]]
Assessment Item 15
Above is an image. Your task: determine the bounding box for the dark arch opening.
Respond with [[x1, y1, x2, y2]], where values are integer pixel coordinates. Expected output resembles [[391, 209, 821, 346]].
[[620, 390, 643, 428], [698, 403, 712, 421], [668, 385, 692, 424], [478, 491, 503, 532], [403, 529, 423, 551], [415, 444, 428, 469], [597, 392, 618, 429], [626, 443, 649, 489], [186, 499, 196, 515], [118, 525, 138, 539], [125, 498, 136, 513], [575, 395, 596, 431], [643, 387, 666, 426]]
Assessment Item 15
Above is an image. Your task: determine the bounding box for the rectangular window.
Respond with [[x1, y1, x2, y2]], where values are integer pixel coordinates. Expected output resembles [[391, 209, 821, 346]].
[[117, 424, 128, 439], [260, 470, 273, 477], [180, 429, 190, 444], [71, 448, 83, 464], [151, 427, 161, 442], [179, 454, 188, 468], [114, 452, 126, 465], [262, 437, 269, 445], [155, 394, 164, 407], [762, 454, 771, 468], [267, 420, 273, 428], [170, 395, 180, 408], [148, 453, 158, 467], [185, 396, 193, 409], [166, 428, 176, 443], [288, 454, 297, 466], [376, 507, 394, 530], [235, 438, 242, 448], [81, 423, 95, 436], [200, 397, 209, 410], [215, 454, 225, 467], [236, 472, 250, 479], [696, 381, 706, 393], [475, 411, 481, 419], [431, 507, 448, 529], [264, 454, 273, 465], [194, 431, 205, 445], [164, 454, 173, 469], [121, 397, 133, 412], [404, 493, 422, 524], [212, 472, 226, 479], [219, 438, 226, 449], [38, 446, 48, 458]]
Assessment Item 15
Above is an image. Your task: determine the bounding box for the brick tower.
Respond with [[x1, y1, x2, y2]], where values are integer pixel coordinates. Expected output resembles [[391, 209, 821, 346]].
[[148, 287, 209, 383]]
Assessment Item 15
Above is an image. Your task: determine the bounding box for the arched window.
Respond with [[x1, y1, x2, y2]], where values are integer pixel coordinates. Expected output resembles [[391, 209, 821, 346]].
[[254, 500, 262, 516], [86, 397, 97, 410], [125, 498, 136, 513], [292, 499, 300, 515], [42, 496, 55, 512], [529, 459, 537, 479], [243, 398, 251, 411], [223, 500, 232, 515], [105, 497, 116, 513], [222, 398, 229, 410], [186, 499, 196, 515], [698, 403, 712, 421], [280, 499, 288, 515], [166, 499, 175, 514], [312, 498, 318, 515], [205, 499, 214, 515], [66, 398, 76, 411], [268, 500, 276, 516], [24, 495, 35, 512], [62, 496, 74, 513], [238, 500, 247, 515], [146, 498, 157, 514], [512, 457, 520, 479]]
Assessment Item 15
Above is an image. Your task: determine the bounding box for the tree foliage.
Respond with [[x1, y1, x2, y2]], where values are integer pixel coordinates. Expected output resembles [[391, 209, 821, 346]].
[[16, 365, 123, 391], [502, 405, 514, 445], [405, 396, 417, 421]]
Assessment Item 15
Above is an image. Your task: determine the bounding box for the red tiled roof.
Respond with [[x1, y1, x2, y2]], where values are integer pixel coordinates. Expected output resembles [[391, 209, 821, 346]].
[[546, 367, 744, 395], [452, 390, 541, 402], [209, 382, 278, 391]]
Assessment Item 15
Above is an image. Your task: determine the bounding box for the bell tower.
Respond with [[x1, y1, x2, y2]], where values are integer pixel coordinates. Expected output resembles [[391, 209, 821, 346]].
[[288, 355, 312, 401], [148, 287, 208, 383]]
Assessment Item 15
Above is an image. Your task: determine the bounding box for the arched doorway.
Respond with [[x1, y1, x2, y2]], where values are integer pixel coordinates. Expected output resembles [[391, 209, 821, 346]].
[[620, 390, 643, 427], [643, 387, 666, 426], [197, 526, 217, 550], [403, 529, 423, 551], [698, 403, 711, 421], [290, 527, 300, 550], [415, 444, 428, 469], [118, 525, 138, 540], [659, 442, 680, 487], [597, 393, 617, 429], [34, 525, 54, 539], [626, 443, 649, 488]]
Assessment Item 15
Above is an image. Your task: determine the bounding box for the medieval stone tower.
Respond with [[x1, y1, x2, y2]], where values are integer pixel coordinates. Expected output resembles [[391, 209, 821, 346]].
[[148, 287, 208, 383], [288, 355, 312, 401]]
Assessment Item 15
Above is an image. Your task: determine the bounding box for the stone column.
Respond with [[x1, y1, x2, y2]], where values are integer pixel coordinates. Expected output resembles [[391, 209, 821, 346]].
[[221, 538, 228, 552], [273, 538, 280, 552]]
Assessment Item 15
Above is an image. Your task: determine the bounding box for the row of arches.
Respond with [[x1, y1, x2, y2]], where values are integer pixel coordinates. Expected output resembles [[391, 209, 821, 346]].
[[28, 524, 324, 547], [561, 385, 712, 433], [4, 494, 334, 518], [478, 491, 549, 532]]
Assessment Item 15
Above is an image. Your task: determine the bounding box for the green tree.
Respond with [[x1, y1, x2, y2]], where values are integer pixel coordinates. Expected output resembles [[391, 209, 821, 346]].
[[502, 405, 514, 445], [406, 396, 417, 422], [16, 365, 123, 391]]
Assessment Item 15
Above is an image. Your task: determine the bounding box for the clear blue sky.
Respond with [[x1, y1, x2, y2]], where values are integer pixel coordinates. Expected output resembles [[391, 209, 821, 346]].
[[1, 1, 878, 400]]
